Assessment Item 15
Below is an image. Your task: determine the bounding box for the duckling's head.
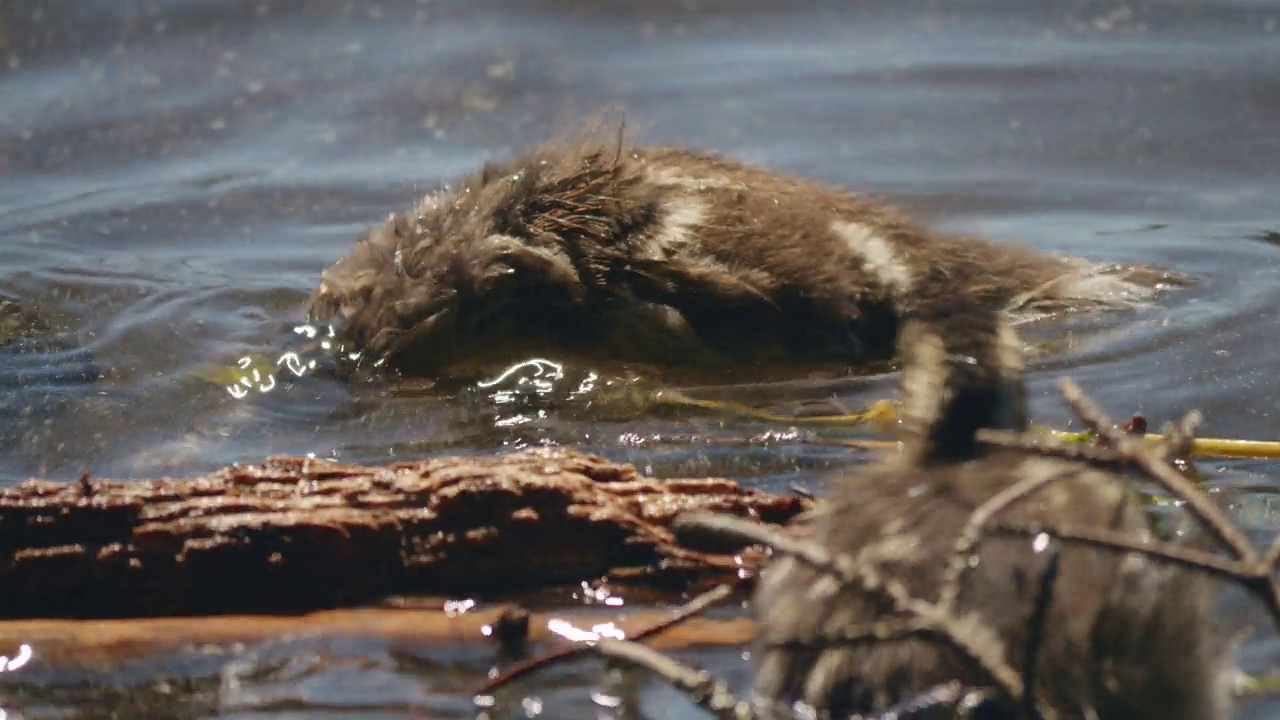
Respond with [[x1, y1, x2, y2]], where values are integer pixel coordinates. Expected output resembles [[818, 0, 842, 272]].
[[306, 167, 594, 375]]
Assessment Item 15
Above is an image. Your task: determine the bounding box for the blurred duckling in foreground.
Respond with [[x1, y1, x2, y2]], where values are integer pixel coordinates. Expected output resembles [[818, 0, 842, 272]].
[[751, 299, 1232, 720]]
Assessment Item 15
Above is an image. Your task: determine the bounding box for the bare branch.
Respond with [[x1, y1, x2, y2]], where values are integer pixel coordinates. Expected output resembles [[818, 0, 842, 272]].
[[1058, 378, 1256, 563], [992, 521, 1247, 582], [976, 428, 1127, 468], [1021, 549, 1060, 720], [593, 638, 753, 720], [762, 617, 935, 651], [476, 584, 735, 695], [1261, 532, 1280, 573], [674, 513, 1031, 707], [939, 464, 1071, 610], [984, 379, 1280, 629]]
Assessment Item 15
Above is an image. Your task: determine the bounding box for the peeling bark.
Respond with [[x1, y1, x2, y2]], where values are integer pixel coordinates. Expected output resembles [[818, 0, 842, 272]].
[[1, 449, 808, 618]]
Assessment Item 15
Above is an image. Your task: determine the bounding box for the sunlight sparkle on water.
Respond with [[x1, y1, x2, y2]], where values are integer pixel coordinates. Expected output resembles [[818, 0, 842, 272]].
[[477, 358, 564, 398], [581, 582, 625, 607], [221, 346, 322, 399], [572, 370, 599, 397], [546, 618, 627, 644], [476, 359, 567, 429], [444, 599, 477, 616], [591, 690, 623, 708], [0, 644, 32, 672]]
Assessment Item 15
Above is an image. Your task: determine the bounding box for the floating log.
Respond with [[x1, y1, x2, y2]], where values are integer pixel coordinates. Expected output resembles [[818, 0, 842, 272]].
[[0, 449, 808, 619]]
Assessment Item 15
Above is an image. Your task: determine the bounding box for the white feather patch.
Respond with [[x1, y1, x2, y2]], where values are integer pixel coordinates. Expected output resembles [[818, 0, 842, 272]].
[[643, 194, 706, 259], [899, 329, 948, 431], [831, 220, 913, 296]]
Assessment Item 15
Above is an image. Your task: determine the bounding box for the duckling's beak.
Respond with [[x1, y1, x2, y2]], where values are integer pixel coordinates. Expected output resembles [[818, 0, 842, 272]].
[[306, 282, 343, 323]]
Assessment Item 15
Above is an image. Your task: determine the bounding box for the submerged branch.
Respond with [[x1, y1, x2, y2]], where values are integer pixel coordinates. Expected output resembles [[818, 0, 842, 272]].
[[592, 638, 753, 720], [475, 583, 737, 695]]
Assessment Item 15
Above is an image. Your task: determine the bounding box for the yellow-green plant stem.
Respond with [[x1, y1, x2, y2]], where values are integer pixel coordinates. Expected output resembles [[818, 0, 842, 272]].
[[657, 392, 1280, 460]]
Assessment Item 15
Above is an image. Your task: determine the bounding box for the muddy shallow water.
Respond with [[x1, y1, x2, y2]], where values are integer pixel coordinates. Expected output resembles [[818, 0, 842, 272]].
[[2, 0, 1280, 717]]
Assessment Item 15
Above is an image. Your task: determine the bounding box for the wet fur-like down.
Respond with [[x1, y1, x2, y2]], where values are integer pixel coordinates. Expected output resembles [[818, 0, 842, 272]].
[[751, 305, 1232, 720], [309, 131, 1184, 376]]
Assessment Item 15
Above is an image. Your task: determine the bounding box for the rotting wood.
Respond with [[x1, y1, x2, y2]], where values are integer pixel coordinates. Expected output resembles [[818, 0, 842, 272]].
[[0, 449, 808, 619]]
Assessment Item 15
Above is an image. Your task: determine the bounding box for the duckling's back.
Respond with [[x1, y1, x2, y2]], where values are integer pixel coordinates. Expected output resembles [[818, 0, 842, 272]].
[[308, 134, 1184, 377]]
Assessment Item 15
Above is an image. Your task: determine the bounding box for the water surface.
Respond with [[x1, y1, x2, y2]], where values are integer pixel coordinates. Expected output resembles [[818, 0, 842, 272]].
[[2, 0, 1280, 717]]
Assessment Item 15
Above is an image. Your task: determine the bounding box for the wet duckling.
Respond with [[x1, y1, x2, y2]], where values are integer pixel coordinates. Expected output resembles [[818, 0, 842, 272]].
[[751, 300, 1231, 720], [309, 129, 1182, 378]]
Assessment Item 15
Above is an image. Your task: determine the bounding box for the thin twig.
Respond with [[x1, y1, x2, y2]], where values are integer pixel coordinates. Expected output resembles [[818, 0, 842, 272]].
[[992, 521, 1246, 582], [1058, 379, 1253, 557], [995, 379, 1280, 629], [613, 116, 627, 167], [475, 584, 735, 695], [1021, 549, 1060, 720], [939, 463, 1071, 611], [484, 565, 1010, 720], [1169, 410, 1204, 460], [673, 513, 1032, 708], [1261, 531, 1280, 572], [976, 428, 1127, 468], [993, 520, 1280, 645], [593, 638, 753, 720], [761, 617, 935, 651]]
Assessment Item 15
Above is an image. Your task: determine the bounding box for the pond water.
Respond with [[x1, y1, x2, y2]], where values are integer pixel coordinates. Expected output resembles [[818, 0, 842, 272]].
[[2, 0, 1280, 717]]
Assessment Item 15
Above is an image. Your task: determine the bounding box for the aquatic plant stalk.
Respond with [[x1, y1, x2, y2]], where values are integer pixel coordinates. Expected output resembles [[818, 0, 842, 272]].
[[658, 389, 1280, 459]]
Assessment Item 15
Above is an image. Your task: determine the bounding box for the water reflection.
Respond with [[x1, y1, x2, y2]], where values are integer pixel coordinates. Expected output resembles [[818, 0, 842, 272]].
[[546, 619, 626, 644], [213, 323, 354, 400], [477, 358, 564, 407], [463, 357, 659, 431], [3, 0, 1280, 716], [0, 646, 31, 673]]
